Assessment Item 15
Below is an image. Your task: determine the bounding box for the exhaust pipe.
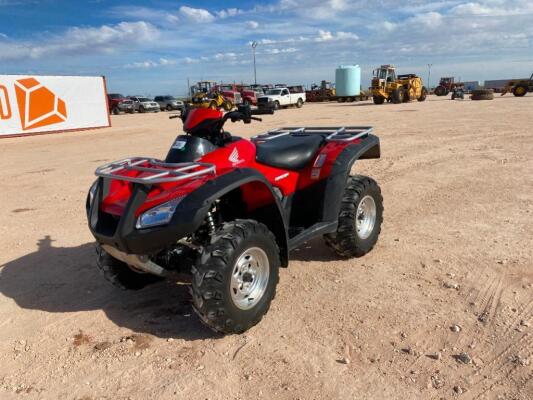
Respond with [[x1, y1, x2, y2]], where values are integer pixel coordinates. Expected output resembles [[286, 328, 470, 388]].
[[102, 244, 170, 278]]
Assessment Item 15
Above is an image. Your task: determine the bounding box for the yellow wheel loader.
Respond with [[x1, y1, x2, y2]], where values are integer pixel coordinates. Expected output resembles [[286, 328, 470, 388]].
[[189, 81, 234, 111], [500, 72, 533, 97], [371, 65, 428, 105]]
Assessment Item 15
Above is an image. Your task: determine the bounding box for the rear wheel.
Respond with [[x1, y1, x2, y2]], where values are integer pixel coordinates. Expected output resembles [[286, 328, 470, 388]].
[[513, 85, 528, 97], [192, 220, 280, 334], [324, 175, 383, 258], [209, 101, 218, 110], [296, 98, 303, 108], [373, 95, 385, 105], [243, 99, 251, 107], [139, 106, 145, 113], [391, 87, 405, 104], [434, 86, 446, 96], [96, 246, 162, 290], [166, 104, 173, 111], [112, 107, 120, 115]]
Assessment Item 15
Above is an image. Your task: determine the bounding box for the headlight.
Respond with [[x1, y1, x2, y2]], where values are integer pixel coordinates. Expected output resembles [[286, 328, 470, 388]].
[[89, 180, 98, 205], [136, 196, 184, 229]]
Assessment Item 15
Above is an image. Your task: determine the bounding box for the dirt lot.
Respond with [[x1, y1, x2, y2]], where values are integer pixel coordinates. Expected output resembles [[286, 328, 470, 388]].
[[1, 95, 532, 400]]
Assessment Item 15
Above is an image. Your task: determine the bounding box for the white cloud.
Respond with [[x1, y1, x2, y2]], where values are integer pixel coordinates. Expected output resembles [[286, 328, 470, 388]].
[[246, 20, 260, 29], [407, 11, 443, 27], [108, 6, 179, 24], [264, 47, 298, 54], [125, 57, 176, 69], [179, 6, 215, 23], [315, 30, 359, 41], [0, 21, 159, 61], [216, 8, 243, 18]]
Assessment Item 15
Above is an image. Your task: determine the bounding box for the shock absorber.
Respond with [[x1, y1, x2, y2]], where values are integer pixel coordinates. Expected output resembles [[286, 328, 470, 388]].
[[206, 211, 216, 235]]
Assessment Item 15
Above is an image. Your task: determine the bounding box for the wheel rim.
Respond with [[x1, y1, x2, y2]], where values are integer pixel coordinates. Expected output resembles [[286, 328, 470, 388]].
[[230, 247, 270, 310], [516, 87, 526, 95], [356, 195, 377, 240]]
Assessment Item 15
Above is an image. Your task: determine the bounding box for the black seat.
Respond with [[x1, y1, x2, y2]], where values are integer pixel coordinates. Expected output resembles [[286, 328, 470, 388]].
[[255, 134, 325, 170]]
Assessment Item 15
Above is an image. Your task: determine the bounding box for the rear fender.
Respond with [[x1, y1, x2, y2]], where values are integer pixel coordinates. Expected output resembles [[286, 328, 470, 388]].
[[320, 134, 380, 222]]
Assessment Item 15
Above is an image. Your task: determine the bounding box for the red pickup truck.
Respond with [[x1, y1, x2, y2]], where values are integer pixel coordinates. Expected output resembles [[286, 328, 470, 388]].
[[107, 93, 134, 115]]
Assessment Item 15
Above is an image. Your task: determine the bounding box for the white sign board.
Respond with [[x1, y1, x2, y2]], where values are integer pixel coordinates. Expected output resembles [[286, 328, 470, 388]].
[[0, 75, 110, 137]]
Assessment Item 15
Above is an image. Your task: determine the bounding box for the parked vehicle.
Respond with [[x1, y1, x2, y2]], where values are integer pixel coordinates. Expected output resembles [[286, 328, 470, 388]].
[[235, 84, 261, 106], [107, 93, 134, 115], [155, 96, 185, 112], [451, 86, 465, 100], [86, 105, 382, 334], [434, 77, 464, 96], [500, 72, 533, 97], [128, 96, 160, 113], [213, 84, 242, 106], [370, 65, 427, 104], [257, 87, 306, 110]]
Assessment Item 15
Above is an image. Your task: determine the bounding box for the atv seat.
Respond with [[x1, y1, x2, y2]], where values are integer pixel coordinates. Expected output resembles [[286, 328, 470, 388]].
[[255, 134, 325, 170]]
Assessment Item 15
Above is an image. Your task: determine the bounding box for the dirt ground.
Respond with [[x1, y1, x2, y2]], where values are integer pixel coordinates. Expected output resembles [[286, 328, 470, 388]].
[[0, 95, 532, 400]]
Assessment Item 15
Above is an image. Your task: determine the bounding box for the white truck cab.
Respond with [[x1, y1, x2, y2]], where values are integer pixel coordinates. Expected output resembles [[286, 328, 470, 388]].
[[257, 87, 306, 110]]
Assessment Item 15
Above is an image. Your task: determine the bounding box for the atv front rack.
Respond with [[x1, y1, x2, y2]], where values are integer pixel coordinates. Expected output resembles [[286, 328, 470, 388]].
[[253, 126, 373, 142], [95, 157, 216, 184]]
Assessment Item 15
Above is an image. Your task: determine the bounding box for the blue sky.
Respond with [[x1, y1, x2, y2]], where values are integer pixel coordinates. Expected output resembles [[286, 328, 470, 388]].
[[1, 0, 532, 96]]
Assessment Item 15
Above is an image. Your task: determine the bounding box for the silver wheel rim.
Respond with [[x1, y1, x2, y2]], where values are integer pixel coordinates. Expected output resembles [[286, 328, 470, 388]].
[[230, 247, 270, 310], [356, 195, 377, 240]]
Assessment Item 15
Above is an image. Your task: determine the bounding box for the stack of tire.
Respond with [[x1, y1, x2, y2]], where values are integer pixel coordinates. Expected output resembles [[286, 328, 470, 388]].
[[470, 89, 494, 101]]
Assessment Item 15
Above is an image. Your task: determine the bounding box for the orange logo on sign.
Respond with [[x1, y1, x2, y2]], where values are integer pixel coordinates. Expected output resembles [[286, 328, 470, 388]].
[[0, 85, 12, 120], [14, 78, 67, 130]]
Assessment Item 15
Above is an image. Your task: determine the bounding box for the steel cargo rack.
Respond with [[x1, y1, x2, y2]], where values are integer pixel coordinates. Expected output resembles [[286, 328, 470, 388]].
[[252, 126, 373, 143], [95, 157, 216, 184]]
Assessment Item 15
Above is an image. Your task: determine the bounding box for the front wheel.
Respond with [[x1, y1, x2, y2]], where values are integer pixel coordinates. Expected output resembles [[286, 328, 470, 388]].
[[324, 175, 383, 258], [112, 107, 120, 115], [139, 106, 145, 113], [373, 95, 385, 105], [273, 100, 280, 110], [418, 86, 428, 102], [192, 220, 280, 334], [391, 88, 405, 104]]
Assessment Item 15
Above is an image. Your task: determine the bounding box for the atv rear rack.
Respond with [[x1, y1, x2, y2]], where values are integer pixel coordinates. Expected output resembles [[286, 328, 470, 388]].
[[95, 157, 216, 184], [252, 126, 373, 142]]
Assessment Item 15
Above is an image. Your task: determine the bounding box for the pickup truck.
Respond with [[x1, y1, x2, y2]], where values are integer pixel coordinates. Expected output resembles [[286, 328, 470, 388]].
[[257, 87, 305, 110], [107, 93, 134, 115]]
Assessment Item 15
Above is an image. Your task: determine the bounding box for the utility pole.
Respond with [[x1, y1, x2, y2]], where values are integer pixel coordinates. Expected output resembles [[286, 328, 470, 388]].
[[252, 41, 258, 85], [427, 64, 433, 89]]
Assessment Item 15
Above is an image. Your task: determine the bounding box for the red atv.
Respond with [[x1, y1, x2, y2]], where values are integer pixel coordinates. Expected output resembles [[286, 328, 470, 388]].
[[86, 105, 383, 334]]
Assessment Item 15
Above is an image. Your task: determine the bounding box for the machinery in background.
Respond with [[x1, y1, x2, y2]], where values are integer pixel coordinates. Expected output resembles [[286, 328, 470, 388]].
[[370, 65, 427, 104], [500, 72, 533, 97], [434, 77, 464, 96]]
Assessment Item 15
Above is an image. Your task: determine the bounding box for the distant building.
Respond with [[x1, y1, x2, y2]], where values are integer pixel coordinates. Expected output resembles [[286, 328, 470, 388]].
[[463, 81, 481, 91]]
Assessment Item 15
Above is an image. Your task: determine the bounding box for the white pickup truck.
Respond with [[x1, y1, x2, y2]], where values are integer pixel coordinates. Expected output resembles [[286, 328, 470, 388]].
[[257, 86, 306, 110]]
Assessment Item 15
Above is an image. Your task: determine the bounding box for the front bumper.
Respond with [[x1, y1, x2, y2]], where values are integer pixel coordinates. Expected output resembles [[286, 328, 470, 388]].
[[87, 180, 210, 255], [118, 104, 134, 112]]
